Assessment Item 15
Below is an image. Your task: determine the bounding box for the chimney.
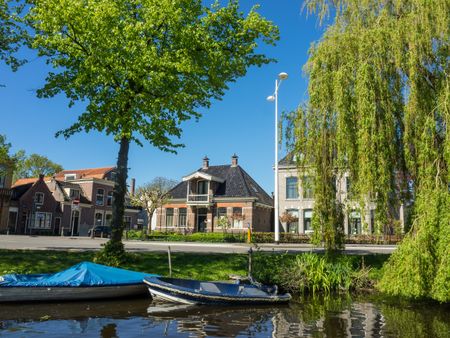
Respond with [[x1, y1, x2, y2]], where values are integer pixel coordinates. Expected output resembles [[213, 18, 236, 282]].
[[130, 178, 136, 196], [38, 174, 45, 181], [231, 154, 238, 167], [202, 156, 209, 170]]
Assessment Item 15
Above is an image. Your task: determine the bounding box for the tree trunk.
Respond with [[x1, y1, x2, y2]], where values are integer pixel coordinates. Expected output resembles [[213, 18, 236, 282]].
[[110, 136, 130, 243], [147, 210, 155, 235]]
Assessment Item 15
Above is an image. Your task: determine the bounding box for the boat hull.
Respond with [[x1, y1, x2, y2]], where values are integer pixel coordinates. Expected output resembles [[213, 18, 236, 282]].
[[0, 284, 148, 302], [144, 278, 291, 305]]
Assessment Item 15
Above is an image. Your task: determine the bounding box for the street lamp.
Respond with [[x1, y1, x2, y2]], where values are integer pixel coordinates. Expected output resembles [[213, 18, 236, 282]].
[[267, 72, 288, 243]]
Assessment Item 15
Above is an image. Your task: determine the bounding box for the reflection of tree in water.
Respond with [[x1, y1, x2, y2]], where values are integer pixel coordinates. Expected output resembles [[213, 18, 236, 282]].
[[101, 323, 118, 338], [380, 303, 450, 338]]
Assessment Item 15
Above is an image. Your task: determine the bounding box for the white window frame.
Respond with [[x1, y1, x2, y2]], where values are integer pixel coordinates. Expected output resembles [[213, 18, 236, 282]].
[[64, 174, 76, 181], [286, 177, 299, 200], [95, 212, 103, 226], [106, 191, 113, 206], [124, 215, 132, 229], [31, 212, 52, 229]]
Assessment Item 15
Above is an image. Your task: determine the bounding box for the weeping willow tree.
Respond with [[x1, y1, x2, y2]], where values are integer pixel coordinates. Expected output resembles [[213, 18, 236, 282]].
[[285, 0, 449, 301]]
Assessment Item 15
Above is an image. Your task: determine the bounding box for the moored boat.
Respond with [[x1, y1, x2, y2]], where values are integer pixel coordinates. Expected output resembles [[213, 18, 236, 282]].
[[0, 262, 157, 302], [143, 276, 291, 305]]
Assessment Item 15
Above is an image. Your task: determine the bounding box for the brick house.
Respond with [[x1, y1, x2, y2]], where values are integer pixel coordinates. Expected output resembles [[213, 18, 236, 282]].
[[9, 167, 140, 236], [156, 155, 273, 232], [0, 160, 14, 233]]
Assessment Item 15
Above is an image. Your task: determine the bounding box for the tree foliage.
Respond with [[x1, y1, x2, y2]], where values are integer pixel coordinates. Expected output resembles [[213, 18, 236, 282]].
[[285, 0, 449, 301], [26, 0, 278, 262], [14, 153, 63, 180], [130, 177, 178, 232], [0, 0, 25, 72]]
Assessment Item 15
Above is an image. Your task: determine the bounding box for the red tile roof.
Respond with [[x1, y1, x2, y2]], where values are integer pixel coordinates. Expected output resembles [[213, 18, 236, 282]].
[[54, 167, 115, 180], [12, 167, 115, 187], [12, 177, 42, 187]]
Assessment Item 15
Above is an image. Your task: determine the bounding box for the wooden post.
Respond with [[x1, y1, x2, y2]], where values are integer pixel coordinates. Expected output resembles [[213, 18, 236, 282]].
[[248, 247, 253, 278], [168, 246, 172, 277]]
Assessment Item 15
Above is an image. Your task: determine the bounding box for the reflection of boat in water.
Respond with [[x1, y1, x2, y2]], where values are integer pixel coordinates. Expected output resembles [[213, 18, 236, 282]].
[[147, 301, 286, 337], [0, 298, 151, 321], [144, 276, 291, 305], [0, 262, 156, 302]]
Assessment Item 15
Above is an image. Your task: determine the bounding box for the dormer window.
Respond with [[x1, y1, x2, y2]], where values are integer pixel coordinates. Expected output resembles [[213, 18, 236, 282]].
[[65, 174, 76, 181], [35, 192, 44, 205], [70, 189, 80, 200]]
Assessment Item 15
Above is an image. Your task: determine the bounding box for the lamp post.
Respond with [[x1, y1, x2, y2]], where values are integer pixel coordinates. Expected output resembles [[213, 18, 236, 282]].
[[267, 72, 288, 243]]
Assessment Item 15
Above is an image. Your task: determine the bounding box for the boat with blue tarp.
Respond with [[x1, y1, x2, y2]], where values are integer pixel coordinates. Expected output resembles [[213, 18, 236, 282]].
[[0, 262, 157, 302], [143, 276, 291, 305]]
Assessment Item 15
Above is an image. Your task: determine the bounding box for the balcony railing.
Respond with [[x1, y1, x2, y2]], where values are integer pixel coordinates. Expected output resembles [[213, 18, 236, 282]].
[[187, 194, 211, 204]]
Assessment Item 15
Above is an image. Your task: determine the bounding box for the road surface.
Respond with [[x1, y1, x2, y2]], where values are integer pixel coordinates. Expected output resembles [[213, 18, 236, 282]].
[[0, 235, 396, 255]]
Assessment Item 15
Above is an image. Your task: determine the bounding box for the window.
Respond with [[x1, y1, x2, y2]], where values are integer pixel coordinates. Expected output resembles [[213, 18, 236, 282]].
[[96, 189, 104, 206], [348, 210, 362, 235], [107, 191, 113, 206], [370, 210, 375, 234], [178, 208, 187, 227], [31, 212, 52, 229], [286, 177, 299, 199], [64, 174, 76, 181], [0, 175, 5, 188], [217, 207, 227, 219], [70, 189, 80, 199], [105, 214, 112, 226], [124, 216, 132, 229], [302, 176, 314, 199], [232, 207, 243, 228], [304, 209, 313, 232], [35, 192, 44, 205], [197, 180, 208, 195], [165, 208, 174, 227], [346, 177, 352, 198], [287, 209, 299, 233], [95, 212, 103, 226]]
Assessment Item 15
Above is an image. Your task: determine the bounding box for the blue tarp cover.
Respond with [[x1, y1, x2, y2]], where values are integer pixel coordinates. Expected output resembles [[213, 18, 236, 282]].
[[0, 262, 157, 287]]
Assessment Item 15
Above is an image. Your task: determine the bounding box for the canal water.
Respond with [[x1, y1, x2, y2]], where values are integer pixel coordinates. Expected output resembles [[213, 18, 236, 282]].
[[0, 295, 448, 337]]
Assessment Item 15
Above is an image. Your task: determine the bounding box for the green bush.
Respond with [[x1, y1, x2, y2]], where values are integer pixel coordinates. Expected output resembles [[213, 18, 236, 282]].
[[124, 230, 145, 240], [146, 231, 246, 243], [253, 252, 376, 294]]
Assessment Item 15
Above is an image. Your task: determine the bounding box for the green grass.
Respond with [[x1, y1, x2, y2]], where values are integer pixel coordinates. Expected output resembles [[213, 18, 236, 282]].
[[0, 250, 248, 281], [0, 250, 389, 289]]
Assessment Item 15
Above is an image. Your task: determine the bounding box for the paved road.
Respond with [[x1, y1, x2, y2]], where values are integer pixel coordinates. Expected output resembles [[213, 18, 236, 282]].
[[0, 235, 396, 255]]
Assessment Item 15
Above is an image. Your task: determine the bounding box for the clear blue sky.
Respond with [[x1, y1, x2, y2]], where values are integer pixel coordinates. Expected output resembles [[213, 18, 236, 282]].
[[0, 0, 324, 194]]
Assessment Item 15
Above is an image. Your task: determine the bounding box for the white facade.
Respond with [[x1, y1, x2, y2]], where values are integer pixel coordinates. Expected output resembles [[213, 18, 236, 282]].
[[277, 164, 406, 235]]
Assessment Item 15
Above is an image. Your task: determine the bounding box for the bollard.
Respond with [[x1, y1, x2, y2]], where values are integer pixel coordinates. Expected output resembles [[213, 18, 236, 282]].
[[167, 246, 172, 277], [248, 247, 253, 278]]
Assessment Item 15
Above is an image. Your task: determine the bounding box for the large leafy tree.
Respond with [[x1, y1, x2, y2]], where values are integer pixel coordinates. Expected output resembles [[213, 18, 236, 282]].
[[285, 0, 448, 301], [27, 0, 278, 263], [130, 177, 178, 233], [14, 153, 63, 180], [0, 0, 25, 73]]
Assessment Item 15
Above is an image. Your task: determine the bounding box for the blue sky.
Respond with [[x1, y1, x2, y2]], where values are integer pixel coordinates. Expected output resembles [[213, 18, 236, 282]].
[[0, 0, 325, 193]]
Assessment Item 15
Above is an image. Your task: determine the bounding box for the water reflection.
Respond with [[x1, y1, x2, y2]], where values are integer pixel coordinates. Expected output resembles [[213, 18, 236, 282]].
[[0, 296, 448, 337]]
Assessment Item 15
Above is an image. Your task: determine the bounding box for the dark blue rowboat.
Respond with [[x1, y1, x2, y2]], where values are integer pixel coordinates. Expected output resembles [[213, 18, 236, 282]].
[[143, 276, 291, 305]]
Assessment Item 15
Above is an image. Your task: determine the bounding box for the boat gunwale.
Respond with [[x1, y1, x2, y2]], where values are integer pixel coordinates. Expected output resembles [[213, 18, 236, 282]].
[[144, 277, 291, 303]]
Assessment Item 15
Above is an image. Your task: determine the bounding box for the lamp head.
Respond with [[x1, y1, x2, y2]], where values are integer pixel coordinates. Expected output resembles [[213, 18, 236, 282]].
[[278, 72, 288, 80], [266, 95, 275, 102]]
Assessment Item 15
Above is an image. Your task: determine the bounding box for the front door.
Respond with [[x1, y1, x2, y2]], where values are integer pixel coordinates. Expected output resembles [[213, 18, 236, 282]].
[[197, 208, 208, 232], [71, 210, 80, 236]]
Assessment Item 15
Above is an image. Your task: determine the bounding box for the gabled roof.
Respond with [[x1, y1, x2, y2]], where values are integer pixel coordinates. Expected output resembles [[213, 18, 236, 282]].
[[54, 167, 115, 180], [169, 165, 273, 206], [12, 177, 49, 187]]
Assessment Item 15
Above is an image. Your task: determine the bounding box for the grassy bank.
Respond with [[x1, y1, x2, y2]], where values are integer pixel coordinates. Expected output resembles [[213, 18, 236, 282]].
[[0, 250, 389, 293]]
